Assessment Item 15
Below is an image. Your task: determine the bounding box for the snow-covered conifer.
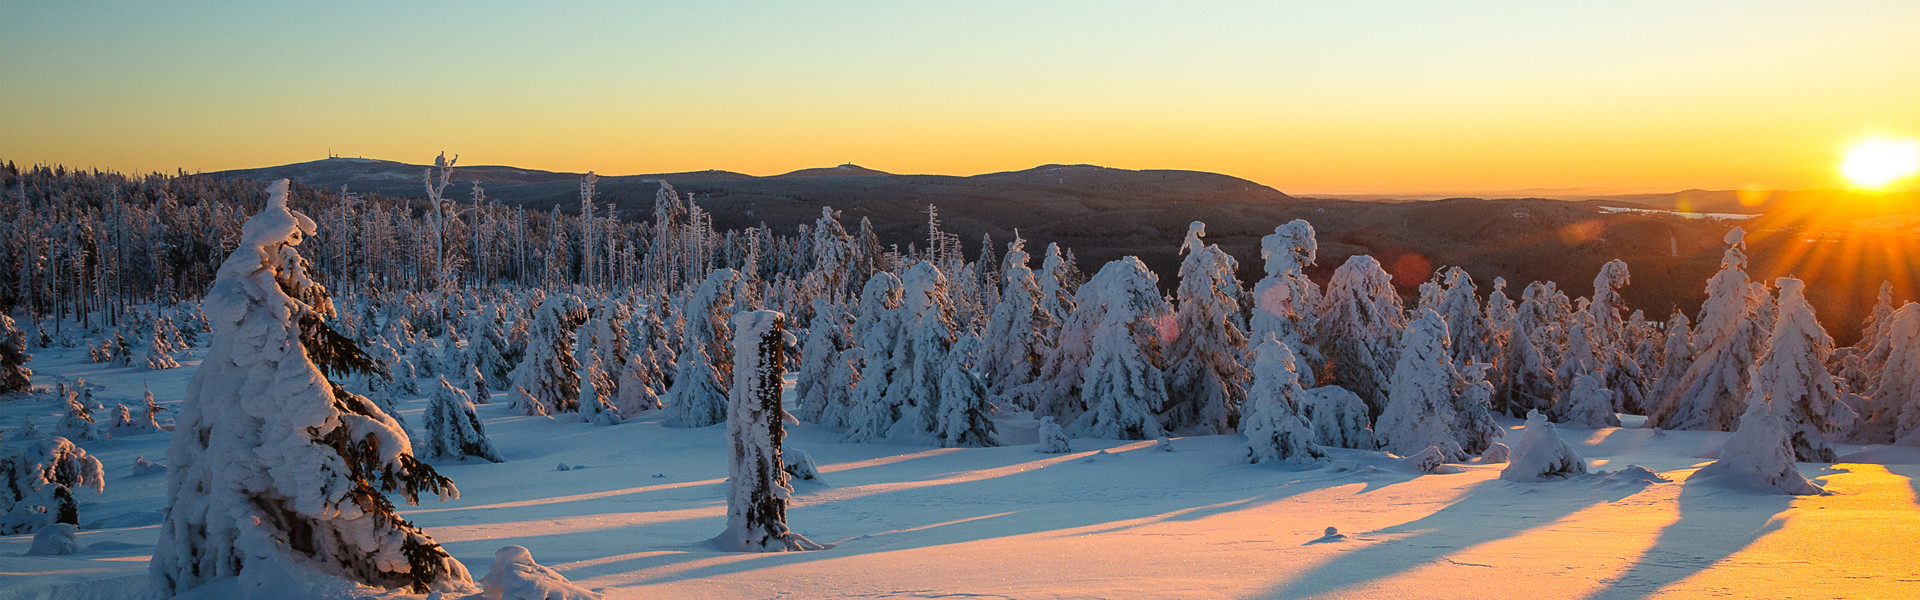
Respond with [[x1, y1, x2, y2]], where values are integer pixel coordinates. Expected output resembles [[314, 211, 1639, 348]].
[[578, 358, 623, 425], [1653, 228, 1766, 431], [109, 330, 134, 367], [1316, 255, 1405, 416], [1746, 278, 1851, 461], [55, 389, 104, 441], [1499, 284, 1560, 416], [982, 233, 1054, 395], [934, 333, 997, 447], [1697, 388, 1824, 495], [794, 300, 848, 424], [717, 310, 825, 552], [1375, 310, 1465, 460], [615, 352, 663, 414], [1035, 243, 1075, 339], [1855, 304, 1920, 443], [665, 269, 741, 428], [1559, 371, 1620, 428], [1070, 258, 1174, 440], [1166, 222, 1250, 434], [467, 308, 513, 390], [843, 273, 907, 441], [1035, 416, 1072, 454], [1499, 410, 1587, 482], [885, 263, 960, 443], [145, 322, 180, 370], [1241, 335, 1325, 464], [424, 376, 504, 463], [1437, 267, 1494, 367], [1299, 386, 1376, 450], [1250, 220, 1325, 383], [0, 315, 32, 393], [0, 437, 105, 534], [151, 180, 469, 595], [506, 295, 586, 416], [1451, 363, 1504, 455]]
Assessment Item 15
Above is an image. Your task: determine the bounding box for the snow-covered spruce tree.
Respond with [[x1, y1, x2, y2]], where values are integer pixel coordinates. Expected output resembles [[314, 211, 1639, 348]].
[[1035, 242, 1075, 341], [1166, 222, 1250, 434], [716, 310, 826, 552], [1436, 267, 1494, 368], [794, 299, 849, 424], [1838, 282, 1898, 392], [1498, 283, 1559, 417], [615, 351, 663, 415], [1855, 304, 1920, 443], [109, 330, 134, 367], [1499, 410, 1587, 482], [883, 263, 960, 443], [1241, 335, 1326, 464], [1451, 363, 1504, 455], [151, 180, 470, 595], [578, 357, 623, 425], [934, 333, 997, 447], [1019, 265, 1107, 422], [1375, 310, 1465, 460], [1649, 310, 1694, 414], [1316, 255, 1406, 417], [466, 308, 513, 391], [1588, 260, 1651, 415], [843, 273, 907, 441], [1653, 228, 1766, 431], [0, 437, 105, 534], [1696, 385, 1823, 495], [146, 321, 180, 370], [506, 295, 587, 416], [1070, 257, 1175, 440], [424, 376, 504, 463], [1742, 278, 1852, 461], [1553, 313, 1621, 427], [0, 314, 33, 393], [982, 233, 1055, 396], [111, 387, 163, 435], [1299, 386, 1376, 450], [666, 269, 741, 428], [585, 304, 630, 395], [1250, 220, 1325, 384], [56, 389, 104, 441]]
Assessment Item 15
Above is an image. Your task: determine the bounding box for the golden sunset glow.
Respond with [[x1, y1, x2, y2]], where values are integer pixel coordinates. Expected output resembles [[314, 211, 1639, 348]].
[[3, 2, 1919, 194], [1840, 137, 1920, 191]]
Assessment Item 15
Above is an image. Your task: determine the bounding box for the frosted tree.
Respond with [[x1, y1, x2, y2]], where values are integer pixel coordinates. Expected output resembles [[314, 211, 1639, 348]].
[[982, 233, 1054, 395], [578, 357, 623, 425], [0, 315, 32, 393], [1499, 411, 1588, 482], [1375, 310, 1465, 460], [0, 437, 105, 534], [615, 352, 663, 415], [1745, 278, 1852, 461], [585, 304, 630, 394], [1853, 304, 1920, 443], [1498, 287, 1558, 417], [885, 263, 960, 443], [1436, 267, 1494, 368], [934, 333, 997, 447], [794, 300, 848, 423], [1241, 335, 1326, 464], [466, 308, 513, 390], [810, 207, 855, 299], [1553, 313, 1619, 427], [1035, 416, 1072, 453], [1035, 243, 1075, 339], [1070, 258, 1174, 440], [506, 296, 586, 416], [1451, 363, 1504, 455], [1588, 260, 1651, 414], [843, 273, 906, 441], [109, 330, 134, 367], [423, 376, 504, 463], [1316, 255, 1405, 416], [1649, 310, 1695, 414], [151, 180, 469, 595], [1166, 222, 1250, 434], [1249, 220, 1325, 382], [666, 269, 741, 428], [56, 389, 104, 441], [716, 311, 826, 552], [1299, 386, 1376, 450], [1653, 228, 1766, 431], [1696, 388, 1824, 495], [145, 321, 180, 370]]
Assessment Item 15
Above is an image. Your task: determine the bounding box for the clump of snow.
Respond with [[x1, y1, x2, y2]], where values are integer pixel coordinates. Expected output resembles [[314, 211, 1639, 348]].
[[131, 456, 166, 477], [1695, 391, 1825, 495], [25, 522, 80, 555], [1501, 410, 1588, 481], [1156, 436, 1175, 452], [1478, 442, 1511, 464], [1035, 416, 1072, 454], [1397, 446, 1462, 474], [1306, 526, 1348, 544], [784, 448, 823, 483], [467, 546, 601, 600], [1596, 465, 1672, 484]]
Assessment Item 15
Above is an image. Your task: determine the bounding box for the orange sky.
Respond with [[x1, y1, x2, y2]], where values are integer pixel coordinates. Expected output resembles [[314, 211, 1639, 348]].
[[3, 2, 1918, 195]]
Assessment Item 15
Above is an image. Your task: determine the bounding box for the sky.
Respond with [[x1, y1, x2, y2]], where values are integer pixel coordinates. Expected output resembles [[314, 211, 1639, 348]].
[[3, 1, 1918, 195]]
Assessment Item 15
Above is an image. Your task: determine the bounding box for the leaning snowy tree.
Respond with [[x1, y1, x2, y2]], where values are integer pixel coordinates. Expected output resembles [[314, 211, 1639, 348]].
[[506, 295, 587, 416], [0, 314, 32, 393], [715, 311, 827, 552], [424, 376, 505, 463], [151, 180, 471, 595]]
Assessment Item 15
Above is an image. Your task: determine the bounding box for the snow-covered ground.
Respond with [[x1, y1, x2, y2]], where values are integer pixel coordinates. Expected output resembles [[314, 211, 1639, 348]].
[[3, 346, 1918, 600]]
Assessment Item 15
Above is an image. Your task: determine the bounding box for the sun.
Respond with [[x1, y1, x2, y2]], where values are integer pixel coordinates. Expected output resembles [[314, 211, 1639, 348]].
[[1839, 136, 1920, 190]]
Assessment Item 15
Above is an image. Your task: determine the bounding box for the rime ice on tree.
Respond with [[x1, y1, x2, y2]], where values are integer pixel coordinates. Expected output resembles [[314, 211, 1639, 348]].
[[0, 314, 33, 393], [715, 310, 827, 552], [149, 180, 470, 595]]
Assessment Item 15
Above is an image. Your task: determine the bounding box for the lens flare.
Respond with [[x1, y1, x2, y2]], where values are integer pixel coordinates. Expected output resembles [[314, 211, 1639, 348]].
[[1839, 137, 1920, 190]]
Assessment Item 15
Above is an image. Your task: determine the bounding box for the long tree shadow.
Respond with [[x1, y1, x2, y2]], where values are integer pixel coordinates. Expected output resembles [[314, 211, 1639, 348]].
[[446, 440, 1362, 589], [1259, 476, 1652, 599], [1576, 471, 1792, 599]]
